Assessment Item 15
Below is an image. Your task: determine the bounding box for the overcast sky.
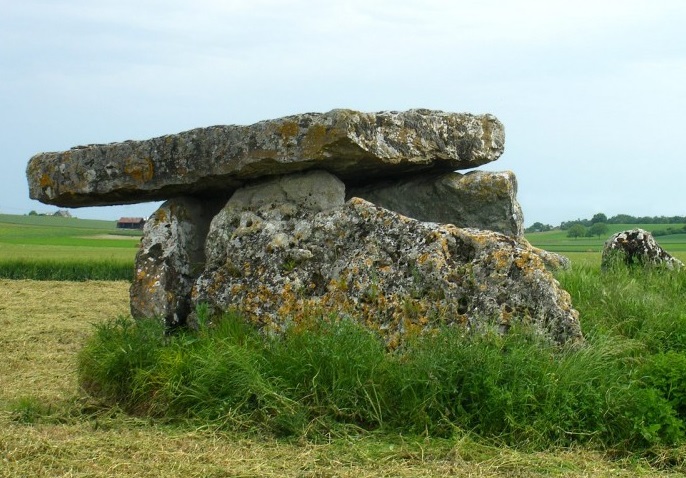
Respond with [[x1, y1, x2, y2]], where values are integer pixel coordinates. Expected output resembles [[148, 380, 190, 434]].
[[1, 0, 684, 226]]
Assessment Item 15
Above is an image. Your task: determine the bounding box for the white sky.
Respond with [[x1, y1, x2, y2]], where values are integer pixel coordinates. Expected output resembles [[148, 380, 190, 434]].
[[1, 0, 684, 226]]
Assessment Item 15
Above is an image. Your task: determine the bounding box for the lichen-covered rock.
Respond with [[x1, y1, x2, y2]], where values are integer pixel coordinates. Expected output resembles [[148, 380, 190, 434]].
[[193, 171, 581, 346], [529, 246, 572, 271], [601, 229, 684, 270], [26, 109, 504, 207], [348, 170, 523, 237], [130, 196, 226, 327]]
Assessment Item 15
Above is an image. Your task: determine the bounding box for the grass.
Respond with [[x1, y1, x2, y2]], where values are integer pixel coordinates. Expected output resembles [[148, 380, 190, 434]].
[[0, 213, 140, 280], [75, 297, 686, 454], [526, 223, 686, 254], [3, 281, 686, 476], [4, 215, 686, 475]]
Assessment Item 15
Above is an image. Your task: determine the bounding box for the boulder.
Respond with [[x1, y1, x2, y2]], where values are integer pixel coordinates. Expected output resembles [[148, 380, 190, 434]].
[[601, 229, 684, 270], [192, 171, 582, 346], [26, 109, 504, 207], [348, 170, 523, 237], [130, 196, 226, 327]]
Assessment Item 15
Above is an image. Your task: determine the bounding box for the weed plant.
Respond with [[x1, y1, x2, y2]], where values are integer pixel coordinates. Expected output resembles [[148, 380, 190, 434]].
[[0, 259, 134, 281], [78, 263, 686, 454]]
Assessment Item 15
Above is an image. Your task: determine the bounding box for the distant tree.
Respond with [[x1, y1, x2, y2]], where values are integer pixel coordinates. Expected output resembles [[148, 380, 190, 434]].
[[588, 222, 609, 237], [525, 222, 553, 233], [591, 213, 607, 224], [608, 214, 636, 224], [567, 223, 587, 239], [28, 210, 38, 216]]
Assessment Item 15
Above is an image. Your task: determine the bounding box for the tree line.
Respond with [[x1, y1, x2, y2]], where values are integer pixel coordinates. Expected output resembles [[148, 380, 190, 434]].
[[526, 213, 686, 238]]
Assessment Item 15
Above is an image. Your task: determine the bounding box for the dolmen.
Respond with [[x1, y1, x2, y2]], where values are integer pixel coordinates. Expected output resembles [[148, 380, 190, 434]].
[[27, 109, 582, 346]]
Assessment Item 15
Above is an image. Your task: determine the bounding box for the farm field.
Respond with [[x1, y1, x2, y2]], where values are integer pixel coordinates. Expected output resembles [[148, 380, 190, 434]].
[[0, 213, 141, 262], [2, 213, 685, 266], [2, 279, 683, 477], [526, 224, 686, 267], [3, 214, 686, 475]]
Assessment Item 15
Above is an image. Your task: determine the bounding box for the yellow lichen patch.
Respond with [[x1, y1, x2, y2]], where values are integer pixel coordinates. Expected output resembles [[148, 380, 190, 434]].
[[490, 248, 514, 271], [39, 174, 54, 189], [124, 156, 154, 183], [301, 124, 340, 159], [154, 208, 168, 223], [278, 121, 299, 140]]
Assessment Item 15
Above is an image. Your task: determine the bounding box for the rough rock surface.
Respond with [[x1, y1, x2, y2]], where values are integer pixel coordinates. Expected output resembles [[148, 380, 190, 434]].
[[27, 109, 504, 207], [349, 170, 523, 237], [192, 171, 581, 346], [529, 246, 572, 271], [130, 196, 226, 327], [601, 229, 684, 270]]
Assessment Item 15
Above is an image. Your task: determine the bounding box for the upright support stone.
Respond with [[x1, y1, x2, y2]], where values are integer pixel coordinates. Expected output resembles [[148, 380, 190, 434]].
[[130, 196, 226, 327], [349, 170, 523, 237], [193, 171, 582, 346]]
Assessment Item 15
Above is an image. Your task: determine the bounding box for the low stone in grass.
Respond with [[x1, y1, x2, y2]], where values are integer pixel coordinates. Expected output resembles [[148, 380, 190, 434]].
[[601, 229, 684, 270]]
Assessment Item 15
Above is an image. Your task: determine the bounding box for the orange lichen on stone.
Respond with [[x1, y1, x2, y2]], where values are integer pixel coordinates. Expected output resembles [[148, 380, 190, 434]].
[[301, 123, 340, 159], [39, 174, 54, 189], [124, 156, 154, 183], [278, 121, 299, 140]]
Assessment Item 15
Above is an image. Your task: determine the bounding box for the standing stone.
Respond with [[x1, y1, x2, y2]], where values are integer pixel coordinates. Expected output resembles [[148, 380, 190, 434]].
[[601, 229, 684, 270], [130, 196, 226, 327], [349, 170, 523, 237], [193, 171, 582, 346], [26, 109, 504, 207]]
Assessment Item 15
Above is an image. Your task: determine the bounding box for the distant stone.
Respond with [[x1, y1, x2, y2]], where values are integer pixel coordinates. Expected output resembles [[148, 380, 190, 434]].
[[348, 170, 523, 237], [191, 171, 582, 346], [52, 209, 72, 218], [130, 196, 226, 327], [26, 109, 504, 207], [601, 229, 684, 270]]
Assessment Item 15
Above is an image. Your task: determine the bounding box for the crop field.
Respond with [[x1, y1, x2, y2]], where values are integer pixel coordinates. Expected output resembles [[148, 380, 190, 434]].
[[0, 214, 141, 280], [3, 215, 686, 476], [0, 214, 141, 261], [526, 224, 686, 267], [3, 279, 685, 477]]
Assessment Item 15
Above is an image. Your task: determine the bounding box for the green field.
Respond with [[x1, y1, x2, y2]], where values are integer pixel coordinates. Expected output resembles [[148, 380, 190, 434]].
[[526, 224, 686, 266], [0, 214, 142, 280], [4, 215, 686, 475], [0, 213, 141, 262], [3, 214, 685, 268]]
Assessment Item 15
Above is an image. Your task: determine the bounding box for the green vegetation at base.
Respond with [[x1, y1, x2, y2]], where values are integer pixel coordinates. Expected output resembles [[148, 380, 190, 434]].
[[78, 264, 686, 454]]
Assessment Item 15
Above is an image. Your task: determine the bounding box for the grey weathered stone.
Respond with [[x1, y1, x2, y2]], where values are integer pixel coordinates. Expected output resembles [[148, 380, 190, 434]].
[[26, 109, 504, 207], [348, 170, 523, 237], [529, 246, 572, 271], [601, 229, 684, 270], [130, 196, 226, 327], [193, 171, 582, 346]]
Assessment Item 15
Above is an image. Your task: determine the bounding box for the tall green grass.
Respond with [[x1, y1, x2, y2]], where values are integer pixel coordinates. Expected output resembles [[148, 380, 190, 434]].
[[78, 264, 686, 453], [0, 259, 134, 281]]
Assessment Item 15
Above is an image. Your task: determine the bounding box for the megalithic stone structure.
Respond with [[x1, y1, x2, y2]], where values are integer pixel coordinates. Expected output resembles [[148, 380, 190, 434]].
[[26, 108, 583, 346], [27, 109, 504, 207]]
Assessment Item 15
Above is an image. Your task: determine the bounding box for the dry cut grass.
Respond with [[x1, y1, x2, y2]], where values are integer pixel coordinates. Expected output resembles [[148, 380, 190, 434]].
[[1, 280, 684, 477]]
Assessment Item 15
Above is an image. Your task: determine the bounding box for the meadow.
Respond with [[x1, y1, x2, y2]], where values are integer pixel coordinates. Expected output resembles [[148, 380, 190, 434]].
[[0, 214, 140, 280], [3, 214, 686, 476], [526, 224, 686, 267]]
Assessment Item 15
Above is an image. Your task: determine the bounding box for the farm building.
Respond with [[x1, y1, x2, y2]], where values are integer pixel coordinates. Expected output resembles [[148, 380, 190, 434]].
[[116, 217, 146, 229]]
